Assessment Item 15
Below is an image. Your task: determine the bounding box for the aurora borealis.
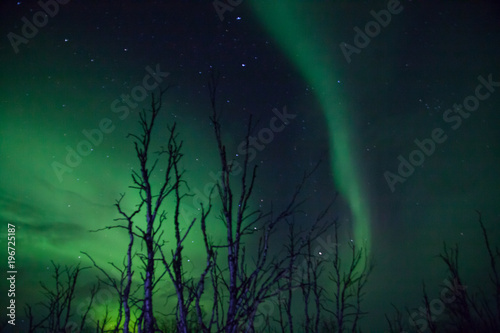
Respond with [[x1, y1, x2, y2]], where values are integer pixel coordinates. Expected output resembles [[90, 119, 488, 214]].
[[249, 0, 372, 262], [1, 0, 500, 331]]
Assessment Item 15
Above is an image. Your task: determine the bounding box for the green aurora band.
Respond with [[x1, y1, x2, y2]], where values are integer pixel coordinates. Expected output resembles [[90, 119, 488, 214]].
[[249, 1, 371, 254]]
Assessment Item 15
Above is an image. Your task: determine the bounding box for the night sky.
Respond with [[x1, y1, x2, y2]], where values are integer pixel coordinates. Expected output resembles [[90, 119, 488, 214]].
[[1, 0, 500, 331]]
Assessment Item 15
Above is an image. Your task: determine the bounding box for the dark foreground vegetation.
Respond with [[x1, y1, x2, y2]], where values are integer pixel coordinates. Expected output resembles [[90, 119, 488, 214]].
[[5, 78, 499, 333]]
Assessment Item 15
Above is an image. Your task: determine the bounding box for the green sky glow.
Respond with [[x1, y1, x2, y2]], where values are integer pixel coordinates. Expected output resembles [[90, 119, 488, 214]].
[[2, 1, 500, 330], [249, 1, 371, 253]]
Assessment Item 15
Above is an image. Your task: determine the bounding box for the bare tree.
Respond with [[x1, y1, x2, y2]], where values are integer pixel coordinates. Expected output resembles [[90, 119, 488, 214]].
[[278, 221, 299, 333], [385, 304, 407, 333], [24, 261, 97, 333], [438, 213, 500, 332], [206, 72, 331, 333], [81, 249, 142, 333], [97, 86, 217, 333], [387, 211, 500, 333], [325, 220, 372, 333], [300, 229, 327, 333], [128, 90, 172, 332], [85, 191, 145, 333], [476, 211, 500, 324], [90, 87, 189, 332], [156, 171, 214, 333]]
